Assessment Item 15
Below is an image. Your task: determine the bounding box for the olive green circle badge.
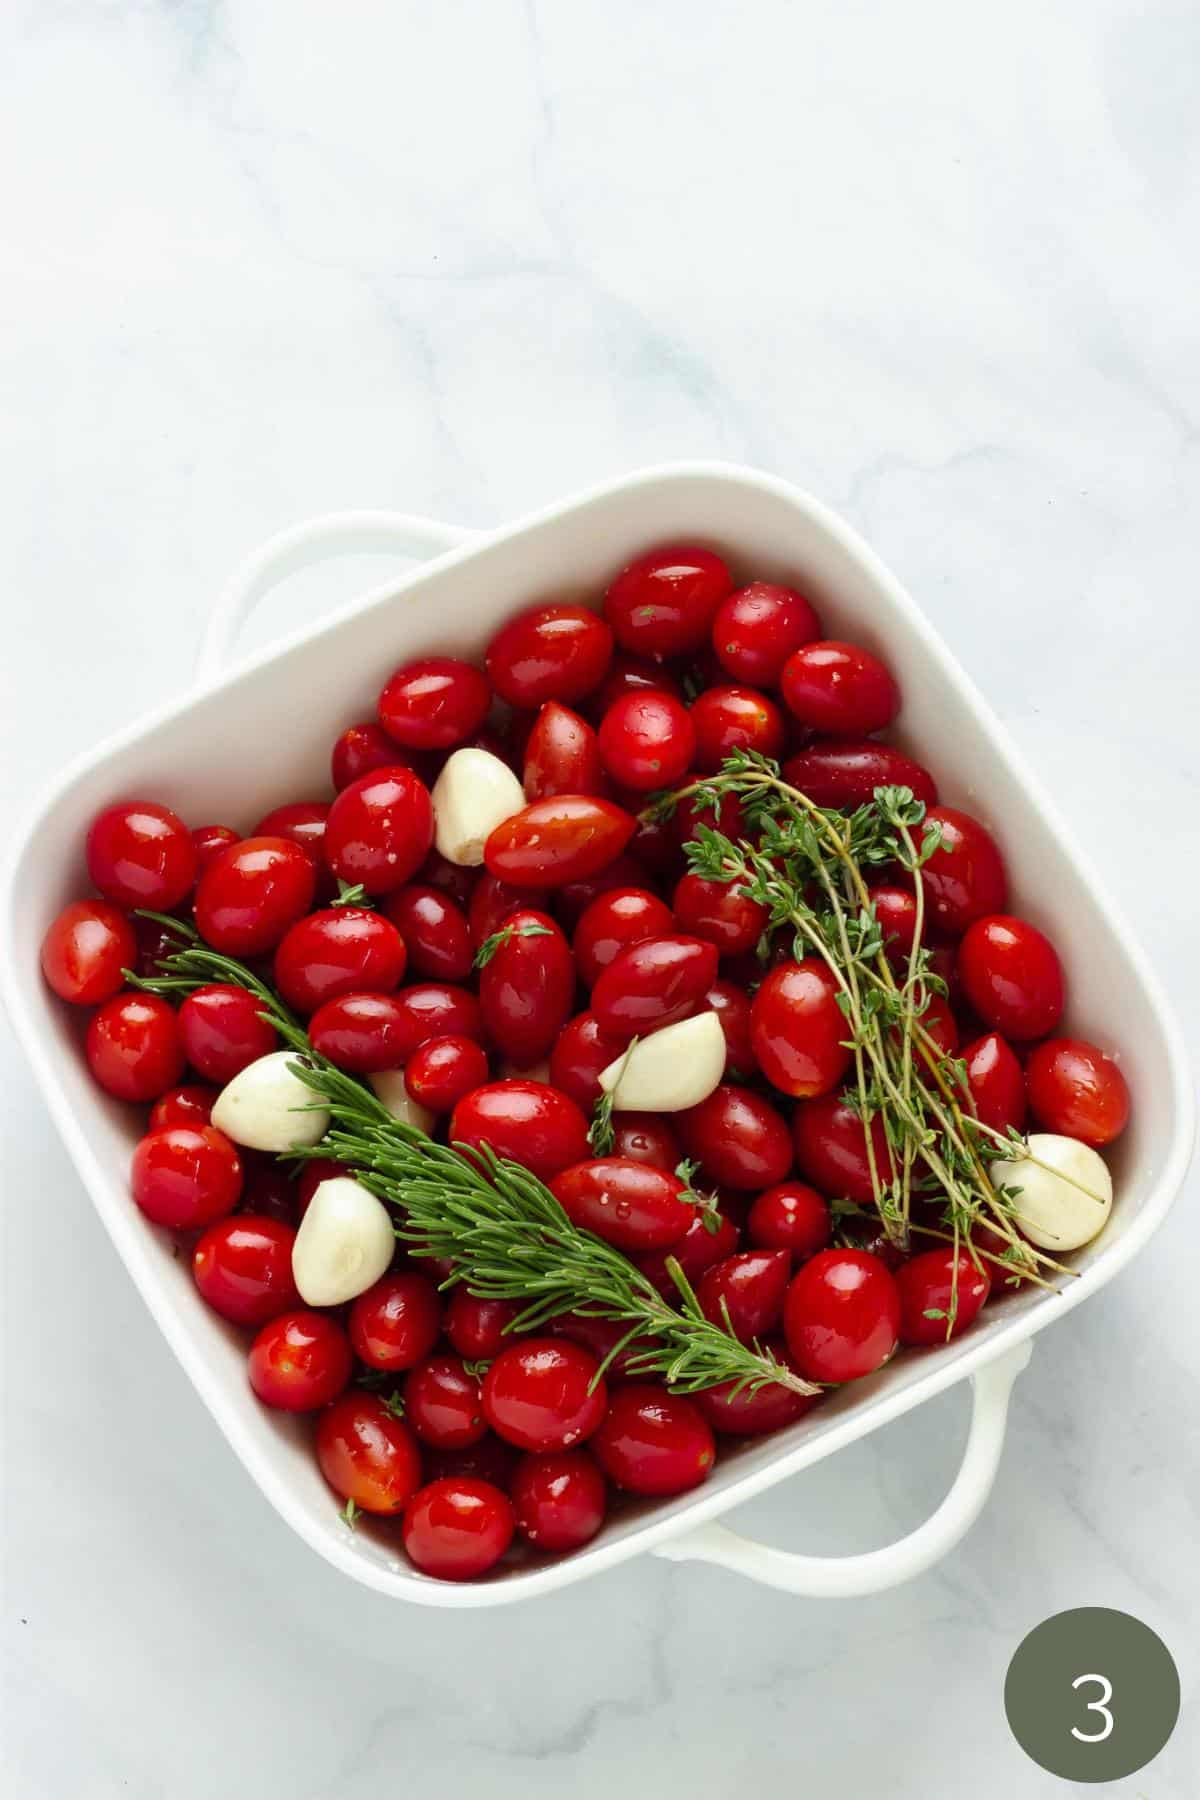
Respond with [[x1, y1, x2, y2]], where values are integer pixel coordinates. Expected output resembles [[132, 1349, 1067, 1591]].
[[1004, 1607, 1180, 1782]]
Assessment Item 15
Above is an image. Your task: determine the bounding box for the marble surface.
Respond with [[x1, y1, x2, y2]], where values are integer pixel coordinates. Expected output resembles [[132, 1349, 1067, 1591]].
[[2, 2, 1198, 1794]]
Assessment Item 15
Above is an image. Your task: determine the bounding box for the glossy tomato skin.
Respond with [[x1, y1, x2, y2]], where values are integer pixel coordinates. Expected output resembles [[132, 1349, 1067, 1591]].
[[378, 656, 491, 750], [393, 982, 485, 1056], [316, 1393, 423, 1515], [711, 581, 822, 686], [610, 1113, 682, 1171], [672, 783, 746, 854], [486, 604, 613, 708], [1025, 1037, 1130, 1145], [192, 1215, 299, 1324], [178, 983, 277, 1083], [697, 1249, 791, 1343], [86, 993, 185, 1102], [482, 1339, 607, 1452], [604, 546, 732, 658], [86, 801, 197, 910], [591, 1385, 715, 1496], [586, 654, 683, 721], [696, 1352, 820, 1436], [704, 979, 757, 1078], [689, 685, 786, 772], [591, 934, 719, 1039], [746, 1182, 832, 1260], [308, 992, 413, 1072], [150, 1083, 219, 1131], [484, 796, 636, 890], [405, 1355, 488, 1448], [274, 907, 407, 1013], [679, 1084, 793, 1191], [962, 1032, 1027, 1134], [331, 719, 403, 791], [597, 690, 696, 791], [958, 914, 1065, 1041], [522, 702, 606, 801], [792, 1092, 896, 1207], [191, 824, 239, 874], [869, 883, 919, 969], [635, 1207, 741, 1297], [751, 958, 851, 1099], [547, 1011, 627, 1109], [467, 872, 528, 949], [478, 910, 574, 1067], [783, 1249, 901, 1383], [194, 837, 317, 956], [41, 900, 136, 1005], [780, 641, 900, 736], [385, 885, 474, 982], [896, 1250, 990, 1347], [573, 887, 675, 987], [405, 1035, 491, 1114], [511, 1450, 606, 1553], [920, 808, 1008, 935], [444, 1291, 522, 1362], [402, 1477, 514, 1580], [349, 1274, 443, 1372], [450, 1080, 590, 1183], [550, 855, 645, 929], [252, 801, 332, 885], [672, 874, 768, 957], [131, 1125, 243, 1230], [323, 766, 434, 894], [248, 1310, 352, 1411], [783, 740, 938, 811], [550, 1159, 693, 1252]]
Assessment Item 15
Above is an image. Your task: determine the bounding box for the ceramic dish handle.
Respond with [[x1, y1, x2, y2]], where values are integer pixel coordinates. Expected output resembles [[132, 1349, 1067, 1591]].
[[655, 1339, 1031, 1597], [196, 511, 477, 681]]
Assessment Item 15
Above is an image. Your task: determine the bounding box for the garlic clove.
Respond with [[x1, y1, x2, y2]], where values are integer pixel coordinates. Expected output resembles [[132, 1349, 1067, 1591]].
[[989, 1132, 1113, 1251], [369, 1068, 435, 1134], [210, 1051, 330, 1152], [431, 747, 526, 866], [598, 1011, 726, 1113], [291, 1175, 395, 1306]]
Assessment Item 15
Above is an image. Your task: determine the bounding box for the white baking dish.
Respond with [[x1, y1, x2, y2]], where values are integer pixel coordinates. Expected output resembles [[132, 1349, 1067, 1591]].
[[2, 463, 1193, 1608]]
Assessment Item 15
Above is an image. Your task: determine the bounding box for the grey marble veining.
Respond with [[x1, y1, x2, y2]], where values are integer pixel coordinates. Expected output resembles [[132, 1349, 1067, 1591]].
[[2, 3, 1197, 1795]]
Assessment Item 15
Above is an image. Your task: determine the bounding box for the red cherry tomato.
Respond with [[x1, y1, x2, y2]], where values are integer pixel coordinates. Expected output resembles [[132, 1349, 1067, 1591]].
[[550, 1159, 693, 1252], [920, 808, 1008, 935], [349, 1273, 443, 1371], [323, 766, 434, 894], [192, 1214, 299, 1324], [466, 872, 527, 949], [780, 641, 900, 736], [696, 1344, 820, 1436], [750, 958, 851, 1099], [958, 914, 1064, 1041], [523, 702, 606, 800], [444, 1290, 522, 1361], [697, 1249, 791, 1342], [248, 1310, 352, 1411], [868, 883, 919, 969], [385, 884, 474, 982], [962, 1031, 1027, 1134], [377, 656, 490, 750], [549, 855, 644, 929], [482, 1339, 607, 1452], [316, 1393, 423, 1514], [486, 603, 613, 708], [419, 847, 478, 909], [194, 836, 317, 956], [548, 1312, 657, 1381], [478, 910, 574, 1067], [252, 801, 331, 884], [672, 782, 746, 853], [573, 888, 675, 987], [746, 1182, 832, 1260], [402, 1477, 514, 1580], [449, 1081, 590, 1182], [689, 685, 786, 772], [672, 873, 767, 957], [597, 690, 696, 792], [331, 719, 404, 791], [586, 652, 684, 720], [484, 795, 637, 889], [131, 1124, 242, 1229], [896, 1249, 990, 1346], [405, 1354, 488, 1448], [711, 581, 822, 686], [635, 1207, 740, 1298], [192, 824, 239, 874], [591, 1385, 715, 1495], [310, 982, 483, 1073], [784, 1249, 901, 1382], [591, 934, 719, 1039], [273, 907, 407, 1013], [610, 1113, 682, 1171], [85, 993, 185, 1102], [679, 1084, 792, 1190], [512, 1450, 606, 1553], [178, 983, 277, 1083], [547, 1011, 626, 1109], [150, 1083, 219, 1131], [604, 546, 732, 658], [1025, 1037, 1130, 1146], [41, 900, 136, 1005], [783, 740, 938, 810], [704, 978, 757, 1078], [405, 1035, 490, 1114], [792, 1091, 896, 1207], [86, 801, 197, 911]]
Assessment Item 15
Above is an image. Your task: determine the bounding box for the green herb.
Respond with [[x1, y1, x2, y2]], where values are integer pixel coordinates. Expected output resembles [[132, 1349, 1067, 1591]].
[[474, 919, 554, 968], [340, 1497, 360, 1530], [332, 881, 370, 908], [587, 1037, 638, 1156]]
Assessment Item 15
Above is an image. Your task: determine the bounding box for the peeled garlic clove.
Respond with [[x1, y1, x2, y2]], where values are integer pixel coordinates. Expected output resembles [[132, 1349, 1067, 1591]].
[[369, 1068, 435, 1133], [598, 1011, 726, 1113], [210, 1051, 329, 1152], [989, 1132, 1113, 1251], [291, 1175, 395, 1306], [432, 748, 525, 866]]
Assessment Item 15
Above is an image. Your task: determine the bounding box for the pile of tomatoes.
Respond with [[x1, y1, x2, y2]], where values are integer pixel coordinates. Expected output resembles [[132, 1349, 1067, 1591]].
[[40, 542, 1131, 1582]]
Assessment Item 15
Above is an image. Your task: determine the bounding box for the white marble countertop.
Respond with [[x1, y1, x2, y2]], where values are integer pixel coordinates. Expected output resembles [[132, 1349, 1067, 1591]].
[[3, 3, 1197, 1794]]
